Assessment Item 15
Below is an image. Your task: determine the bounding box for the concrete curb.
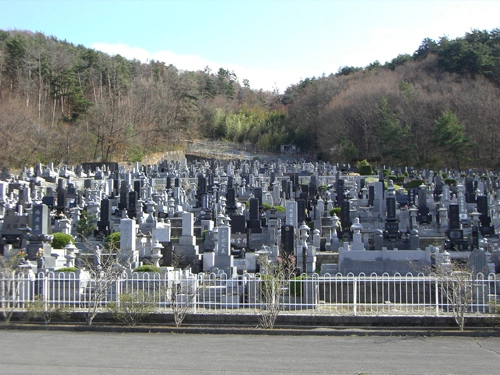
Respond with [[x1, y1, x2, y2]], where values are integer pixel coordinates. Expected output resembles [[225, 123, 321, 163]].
[[2, 323, 499, 337]]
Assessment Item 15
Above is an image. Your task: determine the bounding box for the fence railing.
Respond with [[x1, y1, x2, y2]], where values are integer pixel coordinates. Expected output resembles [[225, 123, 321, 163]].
[[1, 271, 498, 316]]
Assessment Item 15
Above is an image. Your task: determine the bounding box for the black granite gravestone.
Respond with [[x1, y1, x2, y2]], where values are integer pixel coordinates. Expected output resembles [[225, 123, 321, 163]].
[[97, 199, 112, 236], [56, 189, 66, 214], [340, 201, 351, 229], [119, 181, 129, 210], [448, 204, 460, 230], [226, 187, 236, 211], [368, 185, 375, 207], [297, 199, 306, 224], [128, 190, 138, 219], [133, 180, 141, 194], [230, 215, 246, 234], [281, 225, 295, 255], [253, 188, 263, 208], [336, 179, 345, 205], [386, 196, 396, 221]]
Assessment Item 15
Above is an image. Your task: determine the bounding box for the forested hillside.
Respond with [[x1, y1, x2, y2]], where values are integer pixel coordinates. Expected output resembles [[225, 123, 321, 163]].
[[1, 28, 500, 169]]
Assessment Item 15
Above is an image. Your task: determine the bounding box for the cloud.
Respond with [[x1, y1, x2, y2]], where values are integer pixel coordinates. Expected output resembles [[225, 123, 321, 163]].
[[91, 42, 314, 92]]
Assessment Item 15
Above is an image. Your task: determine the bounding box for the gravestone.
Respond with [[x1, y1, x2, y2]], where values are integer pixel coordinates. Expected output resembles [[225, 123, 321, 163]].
[[468, 249, 491, 274], [248, 198, 262, 233], [253, 188, 263, 208], [31, 204, 50, 235], [417, 186, 432, 224], [128, 190, 138, 219], [477, 195, 493, 236], [56, 189, 66, 214], [119, 181, 129, 210], [368, 185, 375, 207], [386, 195, 396, 221], [226, 187, 236, 213], [340, 201, 351, 229], [336, 179, 345, 205], [465, 177, 476, 203], [97, 198, 112, 236], [120, 217, 138, 266], [230, 215, 246, 234], [448, 204, 461, 230], [285, 200, 298, 229], [133, 180, 141, 194], [281, 225, 295, 255], [297, 199, 306, 224]]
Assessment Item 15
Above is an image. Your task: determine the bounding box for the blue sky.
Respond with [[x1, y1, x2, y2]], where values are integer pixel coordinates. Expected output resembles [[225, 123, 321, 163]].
[[1, 0, 500, 92]]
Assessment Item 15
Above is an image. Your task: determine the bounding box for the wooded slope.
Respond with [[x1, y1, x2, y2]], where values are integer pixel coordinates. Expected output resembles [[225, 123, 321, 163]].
[[1, 28, 499, 169]]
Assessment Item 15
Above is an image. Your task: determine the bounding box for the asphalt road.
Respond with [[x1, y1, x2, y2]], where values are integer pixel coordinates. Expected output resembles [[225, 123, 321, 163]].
[[1, 330, 499, 374]]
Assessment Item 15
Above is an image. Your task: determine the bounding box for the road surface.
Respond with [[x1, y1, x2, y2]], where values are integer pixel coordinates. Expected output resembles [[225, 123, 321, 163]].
[[1, 330, 499, 374]]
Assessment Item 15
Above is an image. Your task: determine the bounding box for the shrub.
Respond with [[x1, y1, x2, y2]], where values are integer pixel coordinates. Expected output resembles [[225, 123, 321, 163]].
[[105, 232, 120, 250], [408, 179, 425, 189], [394, 176, 405, 184], [24, 296, 69, 324], [133, 265, 161, 273], [274, 205, 286, 212], [52, 233, 75, 249], [107, 292, 155, 326], [289, 276, 308, 297], [262, 203, 273, 211], [445, 178, 457, 186], [357, 160, 372, 176], [330, 207, 341, 217], [55, 267, 78, 272], [76, 210, 97, 238]]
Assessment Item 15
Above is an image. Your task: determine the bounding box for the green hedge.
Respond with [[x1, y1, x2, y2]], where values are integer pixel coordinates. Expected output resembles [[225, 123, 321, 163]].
[[105, 232, 120, 250], [55, 267, 78, 272], [51, 233, 75, 249], [133, 265, 161, 273], [408, 179, 425, 189]]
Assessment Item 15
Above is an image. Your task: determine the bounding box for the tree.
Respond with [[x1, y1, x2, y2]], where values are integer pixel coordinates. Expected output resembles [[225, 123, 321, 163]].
[[438, 269, 474, 331], [78, 242, 129, 326], [51, 232, 75, 249], [24, 296, 69, 325], [256, 249, 296, 329], [107, 291, 155, 326], [432, 110, 473, 169], [76, 210, 97, 239], [0, 249, 30, 323], [4, 34, 27, 97], [376, 97, 412, 165]]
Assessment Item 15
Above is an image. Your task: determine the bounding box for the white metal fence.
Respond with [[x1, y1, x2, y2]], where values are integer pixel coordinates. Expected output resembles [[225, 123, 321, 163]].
[[1, 271, 498, 317]]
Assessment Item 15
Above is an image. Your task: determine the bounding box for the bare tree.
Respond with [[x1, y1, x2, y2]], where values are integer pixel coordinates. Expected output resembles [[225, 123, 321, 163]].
[[0, 249, 30, 323], [107, 291, 155, 326], [24, 296, 70, 325], [163, 273, 201, 327], [78, 243, 130, 326], [256, 249, 297, 329], [439, 269, 474, 331]]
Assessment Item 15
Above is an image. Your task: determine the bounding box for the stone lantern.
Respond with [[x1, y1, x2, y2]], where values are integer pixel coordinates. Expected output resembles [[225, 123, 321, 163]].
[[150, 238, 164, 268]]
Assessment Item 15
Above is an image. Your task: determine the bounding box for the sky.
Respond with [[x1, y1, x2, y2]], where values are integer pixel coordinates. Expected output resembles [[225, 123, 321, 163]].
[[1, 0, 500, 92]]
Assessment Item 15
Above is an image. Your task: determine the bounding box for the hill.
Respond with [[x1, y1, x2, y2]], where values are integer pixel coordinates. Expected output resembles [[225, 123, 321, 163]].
[[1, 28, 499, 169]]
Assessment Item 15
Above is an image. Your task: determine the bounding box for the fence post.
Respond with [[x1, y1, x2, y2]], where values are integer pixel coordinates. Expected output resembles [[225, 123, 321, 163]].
[[43, 273, 48, 312], [435, 277, 439, 316], [116, 274, 122, 308], [353, 277, 357, 316], [193, 277, 197, 315]]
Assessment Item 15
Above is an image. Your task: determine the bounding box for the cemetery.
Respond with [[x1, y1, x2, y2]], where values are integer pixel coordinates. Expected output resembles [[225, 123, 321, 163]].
[[0, 152, 499, 329]]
